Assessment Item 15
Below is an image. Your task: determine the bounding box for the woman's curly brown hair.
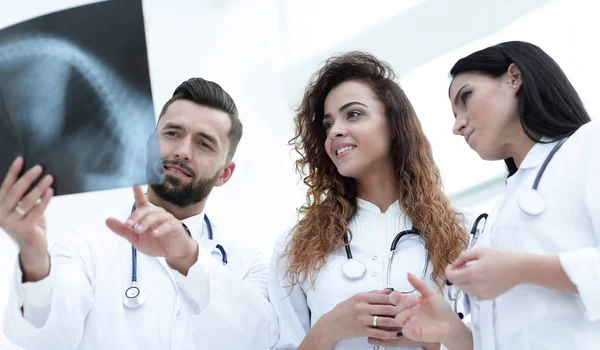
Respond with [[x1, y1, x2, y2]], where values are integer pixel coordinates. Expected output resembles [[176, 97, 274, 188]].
[[281, 51, 468, 292]]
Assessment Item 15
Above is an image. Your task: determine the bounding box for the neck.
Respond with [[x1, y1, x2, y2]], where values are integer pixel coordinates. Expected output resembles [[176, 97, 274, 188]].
[[146, 188, 206, 221], [507, 126, 537, 168], [355, 160, 398, 213]]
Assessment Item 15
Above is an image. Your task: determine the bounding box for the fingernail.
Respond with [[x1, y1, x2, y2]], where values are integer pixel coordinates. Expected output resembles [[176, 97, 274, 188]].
[[397, 332, 403, 337], [125, 219, 134, 226], [136, 225, 144, 232], [153, 229, 159, 235]]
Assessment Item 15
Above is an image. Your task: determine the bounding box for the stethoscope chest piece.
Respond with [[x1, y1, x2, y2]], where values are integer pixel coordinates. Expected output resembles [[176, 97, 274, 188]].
[[517, 189, 546, 216], [123, 282, 146, 308], [516, 136, 569, 217], [341, 259, 367, 280]]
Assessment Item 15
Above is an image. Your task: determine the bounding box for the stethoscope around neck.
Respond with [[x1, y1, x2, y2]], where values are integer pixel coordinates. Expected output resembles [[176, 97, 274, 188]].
[[340, 227, 428, 294], [123, 204, 227, 309]]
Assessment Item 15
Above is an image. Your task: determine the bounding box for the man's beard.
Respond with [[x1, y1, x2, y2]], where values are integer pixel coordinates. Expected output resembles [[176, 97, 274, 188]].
[[151, 164, 221, 208]]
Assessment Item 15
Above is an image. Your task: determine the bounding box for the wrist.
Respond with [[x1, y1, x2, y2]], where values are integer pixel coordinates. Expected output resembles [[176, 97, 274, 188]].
[[311, 313, 339, 348], [513, 252, 536, 286], [440, 314, 464, 344], [420, 342, 441, 350], [19, 248, 50, 282], [516, 253, 577, 293], [441, 316, 472, 350], [166, 239, 199, 276]]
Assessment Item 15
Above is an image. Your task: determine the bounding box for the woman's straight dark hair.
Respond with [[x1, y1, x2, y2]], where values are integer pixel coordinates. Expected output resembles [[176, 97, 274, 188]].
[[450, 41, 591, 175]]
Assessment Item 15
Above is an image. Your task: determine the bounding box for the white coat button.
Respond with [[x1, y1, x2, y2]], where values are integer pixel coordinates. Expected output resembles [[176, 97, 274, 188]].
[[372, 272, 377, 277]]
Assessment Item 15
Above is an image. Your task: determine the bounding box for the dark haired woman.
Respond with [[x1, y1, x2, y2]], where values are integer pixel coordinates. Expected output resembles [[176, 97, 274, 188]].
[[387, 41, 600, 350]]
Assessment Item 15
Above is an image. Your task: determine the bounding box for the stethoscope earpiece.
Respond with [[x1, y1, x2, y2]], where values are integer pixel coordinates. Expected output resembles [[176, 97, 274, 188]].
[[448, 213, 487, 319]]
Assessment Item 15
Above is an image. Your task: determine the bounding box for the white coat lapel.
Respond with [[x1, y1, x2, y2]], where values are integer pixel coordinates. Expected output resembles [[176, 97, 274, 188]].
[[155, 257, 178, 287], [477, 174, 523, 350]]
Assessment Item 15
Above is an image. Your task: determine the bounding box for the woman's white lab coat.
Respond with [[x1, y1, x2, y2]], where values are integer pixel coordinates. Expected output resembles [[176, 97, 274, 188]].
[[468, 119, 600, 350], [3, 209, 278, 349], [269, 199, 471, 350]]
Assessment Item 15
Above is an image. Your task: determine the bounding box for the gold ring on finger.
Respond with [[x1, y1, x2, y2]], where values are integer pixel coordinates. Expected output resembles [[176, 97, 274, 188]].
[[372, 315, 378, 328], [15, 202, 26, 217]]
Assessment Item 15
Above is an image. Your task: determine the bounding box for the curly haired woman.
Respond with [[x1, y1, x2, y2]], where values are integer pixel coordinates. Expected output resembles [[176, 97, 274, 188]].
[[268, 51, 471, 350]]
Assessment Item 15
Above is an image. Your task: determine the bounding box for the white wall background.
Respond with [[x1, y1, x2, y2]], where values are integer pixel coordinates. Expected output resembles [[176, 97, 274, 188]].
[[1, 0, 598, 348]]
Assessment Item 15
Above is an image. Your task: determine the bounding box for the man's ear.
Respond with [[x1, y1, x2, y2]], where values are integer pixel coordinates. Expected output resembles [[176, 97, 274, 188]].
[[214, 161, 235, 187]]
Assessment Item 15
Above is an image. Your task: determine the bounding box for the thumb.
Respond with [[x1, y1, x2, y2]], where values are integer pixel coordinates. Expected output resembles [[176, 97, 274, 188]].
[[451, 249, 482, 268], [133, 186, 149, 208], [407, 272, 436, 297]]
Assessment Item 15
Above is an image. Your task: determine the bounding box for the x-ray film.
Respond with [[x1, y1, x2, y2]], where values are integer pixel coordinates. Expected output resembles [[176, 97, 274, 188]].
[[0, 0, 164, 196]]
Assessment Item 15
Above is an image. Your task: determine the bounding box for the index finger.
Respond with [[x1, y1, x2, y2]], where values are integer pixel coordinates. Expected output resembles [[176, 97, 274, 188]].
[[133, 186, 149, 208], [369, 289, 393, 295], [362, 292, 396, 305], [0, 157, 24, 198], [407, 272, 437, 297]]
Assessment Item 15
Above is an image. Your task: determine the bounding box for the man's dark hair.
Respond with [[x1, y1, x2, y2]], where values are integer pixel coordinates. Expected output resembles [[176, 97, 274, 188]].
[[159, 78, 243, 161]]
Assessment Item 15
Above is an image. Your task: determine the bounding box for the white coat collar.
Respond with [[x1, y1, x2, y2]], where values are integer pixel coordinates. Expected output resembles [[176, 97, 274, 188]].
[[517, 137, 559, 171], [180, 212, 207, 242], [181, 212, 220, 262], [356, 198, 402, 217]]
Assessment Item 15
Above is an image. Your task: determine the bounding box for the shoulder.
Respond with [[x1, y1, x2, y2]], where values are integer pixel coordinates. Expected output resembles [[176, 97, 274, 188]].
[[273, 226, 296, 255], [50, 208, 129, 251], [209, 222, 289, 269], [555, 120, 600, 162], [451, 205, 476, 232], [578, 118, 600, 134], [209, 224, 255, 257], [265, 226, 297, 273], [569, 119, 600, 146]]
